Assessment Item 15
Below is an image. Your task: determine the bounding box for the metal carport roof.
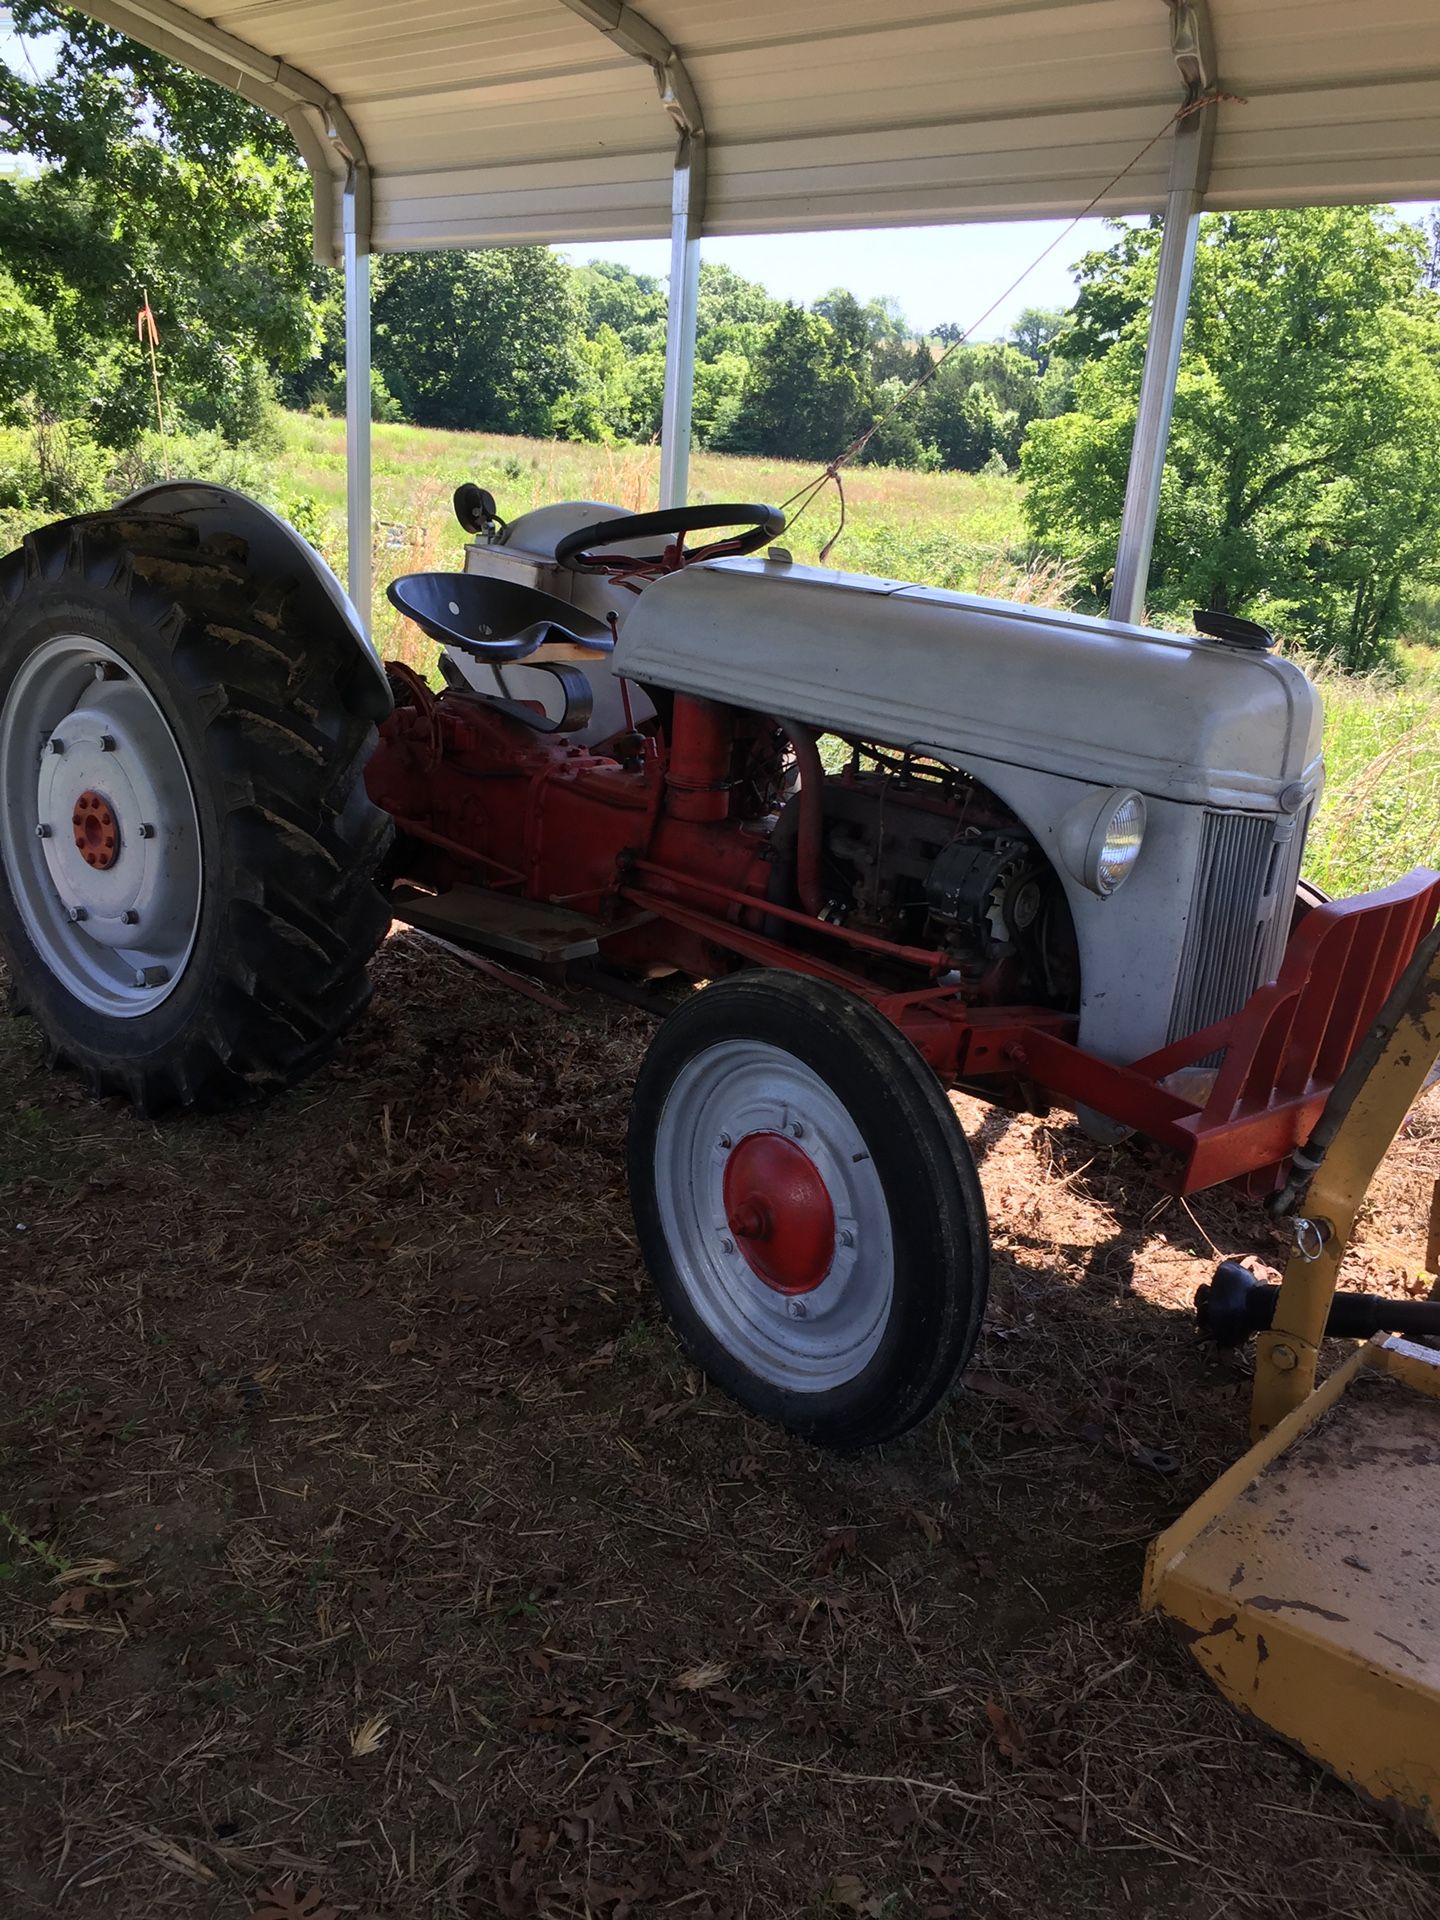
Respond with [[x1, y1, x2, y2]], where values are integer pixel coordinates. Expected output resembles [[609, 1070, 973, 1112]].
[[73, 1, 1440, 258]]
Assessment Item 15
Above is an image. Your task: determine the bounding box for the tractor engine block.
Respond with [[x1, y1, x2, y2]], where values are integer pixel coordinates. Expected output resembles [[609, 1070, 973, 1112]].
[[814, 763, 1079, 1010]]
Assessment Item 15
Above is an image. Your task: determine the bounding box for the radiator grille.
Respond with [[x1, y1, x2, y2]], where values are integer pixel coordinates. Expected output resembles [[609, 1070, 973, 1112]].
[[1167, 805, 1310, 1045]]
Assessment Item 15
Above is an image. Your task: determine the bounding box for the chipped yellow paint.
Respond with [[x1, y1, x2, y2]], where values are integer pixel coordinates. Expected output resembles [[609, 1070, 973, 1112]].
[[1147, 1338, 1440, 1830]]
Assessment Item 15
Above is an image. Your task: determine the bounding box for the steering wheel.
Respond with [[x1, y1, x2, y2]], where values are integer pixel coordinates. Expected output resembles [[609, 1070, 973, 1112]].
[[554, 503, 786, 576]]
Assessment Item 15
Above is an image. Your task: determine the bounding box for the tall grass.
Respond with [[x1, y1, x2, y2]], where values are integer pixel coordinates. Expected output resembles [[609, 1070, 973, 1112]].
[[1305, 651, 1440, 896], [275, 410, 1030, 671]]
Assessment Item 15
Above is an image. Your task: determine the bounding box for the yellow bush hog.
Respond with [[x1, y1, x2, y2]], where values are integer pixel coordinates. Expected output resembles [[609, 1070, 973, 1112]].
[[1145, 924, 1440, 1830]]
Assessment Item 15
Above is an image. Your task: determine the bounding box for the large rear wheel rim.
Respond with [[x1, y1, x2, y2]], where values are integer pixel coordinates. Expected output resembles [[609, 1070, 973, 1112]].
[[652, 1037, 894, 1393], [0, 633, 202, 1017]]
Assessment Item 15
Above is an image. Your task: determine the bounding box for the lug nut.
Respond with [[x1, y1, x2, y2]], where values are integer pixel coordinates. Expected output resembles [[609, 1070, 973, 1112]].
[[787, 1299, 808, 1319], [98, 734, 116, 753], [789, 1121, 805, 1139], [67, 906, 87, 923], [133, 965, 169, 988], [46, 736, 65, 756], [839, 1229, 855, 1248], [35, 824, 51, 840], [720, 1237, 736, 1256], [718, 1132, 732, 1150], [121, 909, 140, 926], [138, 822, 155, 840]]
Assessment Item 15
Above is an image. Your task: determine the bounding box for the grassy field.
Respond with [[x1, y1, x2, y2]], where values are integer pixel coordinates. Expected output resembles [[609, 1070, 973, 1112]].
[[275, 411, 1034, 663], [1305, 649, 1440, 899]]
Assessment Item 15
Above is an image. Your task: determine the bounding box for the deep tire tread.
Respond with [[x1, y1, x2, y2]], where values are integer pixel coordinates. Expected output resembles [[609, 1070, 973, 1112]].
[[0, 509, 393, 1110]]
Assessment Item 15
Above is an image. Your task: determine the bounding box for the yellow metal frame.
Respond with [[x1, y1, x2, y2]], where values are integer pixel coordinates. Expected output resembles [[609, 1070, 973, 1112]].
[[1145, 930, 1440, 1829], [1144, 1336, 1440, 1827]]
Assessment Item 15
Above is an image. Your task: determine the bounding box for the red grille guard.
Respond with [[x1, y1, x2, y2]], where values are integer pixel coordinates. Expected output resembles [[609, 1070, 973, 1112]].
[[1011, 869, 1440, 1195], [625, 859, 1439, 1197]]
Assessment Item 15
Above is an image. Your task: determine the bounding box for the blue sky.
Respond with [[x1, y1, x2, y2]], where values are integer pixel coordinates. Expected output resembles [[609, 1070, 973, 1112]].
[[561, 221, 1125, 340], [562, 204, 1439, 343]]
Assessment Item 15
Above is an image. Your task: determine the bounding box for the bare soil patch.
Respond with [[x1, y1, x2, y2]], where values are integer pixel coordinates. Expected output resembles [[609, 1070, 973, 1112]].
[[2, 930, 1438, 1919]]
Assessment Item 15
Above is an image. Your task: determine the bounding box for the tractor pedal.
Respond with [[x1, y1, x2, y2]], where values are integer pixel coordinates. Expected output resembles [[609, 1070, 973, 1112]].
[[389, 883, 604, 961]]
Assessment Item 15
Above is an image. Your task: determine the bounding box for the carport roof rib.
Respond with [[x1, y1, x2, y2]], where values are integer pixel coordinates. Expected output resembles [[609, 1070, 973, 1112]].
[[71, 1, 1440, 260]]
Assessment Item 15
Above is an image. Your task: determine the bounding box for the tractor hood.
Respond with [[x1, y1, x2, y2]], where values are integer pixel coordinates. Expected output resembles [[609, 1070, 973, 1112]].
[[614, 558, 1324, 811]]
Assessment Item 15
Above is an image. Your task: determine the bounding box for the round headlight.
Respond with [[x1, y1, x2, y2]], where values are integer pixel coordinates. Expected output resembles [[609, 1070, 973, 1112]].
[[1093, 792, 1146, 895]]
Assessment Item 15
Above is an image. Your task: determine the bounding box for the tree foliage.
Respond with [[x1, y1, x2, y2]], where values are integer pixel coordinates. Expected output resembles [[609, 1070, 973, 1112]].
[[0, 3, 320, 456], [1022, 208, 1440, 666], [370, 249, 577, 436]]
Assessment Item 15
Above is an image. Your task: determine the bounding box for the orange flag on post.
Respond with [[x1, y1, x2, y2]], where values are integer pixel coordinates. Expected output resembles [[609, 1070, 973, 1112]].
[[135, 291, 169, 471]]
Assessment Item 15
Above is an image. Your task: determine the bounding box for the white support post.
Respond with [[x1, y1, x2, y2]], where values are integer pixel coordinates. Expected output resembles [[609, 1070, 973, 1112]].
[[658, 130, 704, 511], [343, 166, 373, 630], [1109, 1, 1217, 626], [1109, 190, 1201, 625]]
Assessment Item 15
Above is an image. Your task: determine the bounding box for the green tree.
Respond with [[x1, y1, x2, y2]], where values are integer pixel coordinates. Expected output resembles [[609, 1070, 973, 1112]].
[[1022, 207, 1440, 666], [697, 260, 779, 338], [573, 260, 666, 357], [811, 288, 874, 373], [692, 350, 750, 449], [0, 3, 319, 446], [720, 305, 869, 462], [907, 343, 1042, 471], [371, 249, 576, 435], [1009, 305, 1068, 371]]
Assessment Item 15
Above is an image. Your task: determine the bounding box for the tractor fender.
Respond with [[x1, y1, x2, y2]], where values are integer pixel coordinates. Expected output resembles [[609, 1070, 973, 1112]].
[[118, 482, 391, 718]]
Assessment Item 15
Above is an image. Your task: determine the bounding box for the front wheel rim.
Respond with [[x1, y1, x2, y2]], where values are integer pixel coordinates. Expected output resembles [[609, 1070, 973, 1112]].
[[652, 1038, 895, 1393], [0, 633, 202, 1017]]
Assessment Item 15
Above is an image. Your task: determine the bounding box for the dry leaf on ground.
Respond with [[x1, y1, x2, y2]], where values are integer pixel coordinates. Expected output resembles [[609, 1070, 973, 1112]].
[[984, 1695, 1027, 1764], [250, 1881, 339, 1920]]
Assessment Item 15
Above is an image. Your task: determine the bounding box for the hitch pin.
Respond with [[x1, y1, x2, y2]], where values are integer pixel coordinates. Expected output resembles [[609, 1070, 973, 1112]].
[[1293, 1216, 1332, 1263]]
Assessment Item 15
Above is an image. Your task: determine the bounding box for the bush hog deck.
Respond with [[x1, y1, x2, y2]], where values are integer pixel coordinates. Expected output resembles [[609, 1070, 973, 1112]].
[[3, 481, 1440, 1827]]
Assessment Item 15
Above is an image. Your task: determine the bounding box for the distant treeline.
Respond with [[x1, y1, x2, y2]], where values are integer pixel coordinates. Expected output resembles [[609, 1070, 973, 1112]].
[[281, 249, 1076, 475]]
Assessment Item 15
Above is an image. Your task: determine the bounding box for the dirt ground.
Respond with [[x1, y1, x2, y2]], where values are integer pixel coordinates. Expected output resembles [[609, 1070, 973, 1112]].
[[2, 930, 1438, 1920]]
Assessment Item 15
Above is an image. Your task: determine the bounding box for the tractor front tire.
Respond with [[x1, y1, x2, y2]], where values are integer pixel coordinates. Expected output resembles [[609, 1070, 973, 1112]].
[[0, 510, 392, 1110], [628, 970, 990, 1448]]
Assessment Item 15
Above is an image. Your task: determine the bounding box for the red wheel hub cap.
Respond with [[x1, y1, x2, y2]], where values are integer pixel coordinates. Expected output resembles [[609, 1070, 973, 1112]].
[[71, 789, 119, 870], [722, 1131, 835, 1295]]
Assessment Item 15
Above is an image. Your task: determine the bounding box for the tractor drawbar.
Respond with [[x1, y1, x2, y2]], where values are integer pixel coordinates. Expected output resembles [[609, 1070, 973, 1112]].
[[1197, 1259, 1440, 1348]]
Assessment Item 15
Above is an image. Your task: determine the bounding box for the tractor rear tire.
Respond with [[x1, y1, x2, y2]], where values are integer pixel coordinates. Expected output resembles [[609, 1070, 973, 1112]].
[[0, 509, 392, 1110], [627, 970, 990, 1448]]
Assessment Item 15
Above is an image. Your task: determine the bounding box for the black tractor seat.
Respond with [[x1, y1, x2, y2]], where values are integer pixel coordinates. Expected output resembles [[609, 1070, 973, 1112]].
[[387, 571, 612, 663]]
